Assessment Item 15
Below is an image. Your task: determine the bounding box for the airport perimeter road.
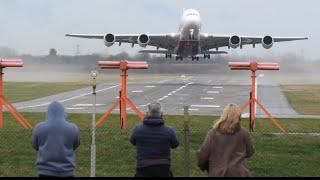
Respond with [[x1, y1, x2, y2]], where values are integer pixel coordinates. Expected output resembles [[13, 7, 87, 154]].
[[13, 74, 298, 117]]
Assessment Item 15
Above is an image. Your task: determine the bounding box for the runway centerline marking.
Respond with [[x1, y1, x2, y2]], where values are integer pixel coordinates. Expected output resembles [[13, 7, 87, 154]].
[[144, 85, 156, 88], [157, 82, 193, 102], [201, 97, 215, 100], [212, 86, 223, 89], [188, 108, 199, 111], [207, 91, 220, 94], [132, 90, 144, 93], [17, 84, 119, 110], [191, 105, 220, 108], [139, 104, 149, 107]]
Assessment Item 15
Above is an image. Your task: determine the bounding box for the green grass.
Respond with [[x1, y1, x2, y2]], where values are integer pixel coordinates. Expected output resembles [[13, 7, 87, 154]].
[[0, 113, 319, 177], [281, 84, 320, 115], [3, 82, 88, 103]]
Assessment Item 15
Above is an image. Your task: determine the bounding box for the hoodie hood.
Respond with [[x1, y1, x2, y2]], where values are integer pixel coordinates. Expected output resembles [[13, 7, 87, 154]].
[[45, 101, 66, 124], [143, 116, 164, 126]]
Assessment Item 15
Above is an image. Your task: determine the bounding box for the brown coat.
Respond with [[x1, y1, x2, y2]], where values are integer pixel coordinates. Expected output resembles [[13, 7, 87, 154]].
[[196, 125, 255, 177]]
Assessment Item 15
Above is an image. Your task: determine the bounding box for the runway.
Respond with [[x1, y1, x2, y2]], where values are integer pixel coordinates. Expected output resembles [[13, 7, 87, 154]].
[[12, 73, 298, 117]]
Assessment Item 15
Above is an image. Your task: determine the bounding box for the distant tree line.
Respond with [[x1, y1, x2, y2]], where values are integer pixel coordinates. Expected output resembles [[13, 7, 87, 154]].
[[0, 46, 319, 74]]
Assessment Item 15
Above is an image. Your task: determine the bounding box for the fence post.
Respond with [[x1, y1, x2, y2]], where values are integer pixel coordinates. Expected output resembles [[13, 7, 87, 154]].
[[183, 105, 190, 177], [90, 71, 98, 177]]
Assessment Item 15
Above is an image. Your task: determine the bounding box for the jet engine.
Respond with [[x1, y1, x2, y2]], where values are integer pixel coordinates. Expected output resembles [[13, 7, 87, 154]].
[[104, 33, 116, 47], [262, 35, 274, 49], [229, 35, 241, 48], [137, 34, 150, 47]]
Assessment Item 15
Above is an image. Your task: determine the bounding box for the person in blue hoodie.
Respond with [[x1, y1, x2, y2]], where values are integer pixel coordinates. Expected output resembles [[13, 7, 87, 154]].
[[31, 101, 80, 177], [130, 101, 179, 177]]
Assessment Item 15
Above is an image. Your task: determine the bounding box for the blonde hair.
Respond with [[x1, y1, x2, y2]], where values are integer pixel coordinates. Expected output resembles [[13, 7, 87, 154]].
[[213, 103, 241, 134]]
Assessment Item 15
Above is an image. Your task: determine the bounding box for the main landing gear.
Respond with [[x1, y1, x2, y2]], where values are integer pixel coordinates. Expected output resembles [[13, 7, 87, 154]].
[[203, 54, 210, 59], [165, 53, 172, 59], [176, 56, 183, 61], [191, 56, 199, 61]]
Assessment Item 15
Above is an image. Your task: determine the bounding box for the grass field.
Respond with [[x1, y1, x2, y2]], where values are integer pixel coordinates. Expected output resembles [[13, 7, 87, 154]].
[[0, 112, 319, 177], [281, 84, 320, 115], [3, 82, 88, 103]]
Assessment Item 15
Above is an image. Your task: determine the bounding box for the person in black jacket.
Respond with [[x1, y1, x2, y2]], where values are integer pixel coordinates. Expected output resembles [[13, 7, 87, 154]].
[[130, 101, 179, 177]]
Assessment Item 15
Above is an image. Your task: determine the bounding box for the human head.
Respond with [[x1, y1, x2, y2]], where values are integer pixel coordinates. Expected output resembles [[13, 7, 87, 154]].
[[46, 101, 66, 123], [147, 101, 162, 117], [213, 103, 241, 134]]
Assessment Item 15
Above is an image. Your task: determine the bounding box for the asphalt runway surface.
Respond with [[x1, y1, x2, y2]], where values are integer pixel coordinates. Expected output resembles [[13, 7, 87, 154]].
[[13, 73, 299, 118]]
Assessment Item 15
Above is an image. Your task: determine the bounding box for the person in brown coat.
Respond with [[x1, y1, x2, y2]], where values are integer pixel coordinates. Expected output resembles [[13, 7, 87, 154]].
[[196, 103, 255, 177]]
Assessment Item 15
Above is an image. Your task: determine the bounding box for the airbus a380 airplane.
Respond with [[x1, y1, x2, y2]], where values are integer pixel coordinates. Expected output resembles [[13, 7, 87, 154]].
[[66, 9, 308, 61]]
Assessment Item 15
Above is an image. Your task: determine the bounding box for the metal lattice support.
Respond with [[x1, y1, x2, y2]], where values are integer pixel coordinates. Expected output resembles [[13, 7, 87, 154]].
[[228, 60, 285, 133], [95, 60, 148, 129], [0, 59, 32, 129]]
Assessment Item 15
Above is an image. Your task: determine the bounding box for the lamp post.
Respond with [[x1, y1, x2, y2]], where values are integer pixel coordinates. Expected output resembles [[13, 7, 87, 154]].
[[90, 70, 98, 177]]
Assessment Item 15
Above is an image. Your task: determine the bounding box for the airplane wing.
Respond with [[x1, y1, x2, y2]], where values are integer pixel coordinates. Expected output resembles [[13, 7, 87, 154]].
[[66, 33, 179, 51], [139, 50, 170, 54], [200, 34, 308, 51]]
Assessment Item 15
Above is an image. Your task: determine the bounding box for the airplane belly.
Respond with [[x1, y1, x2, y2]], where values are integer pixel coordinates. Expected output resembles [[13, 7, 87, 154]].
[[176, 40, 200, 57]]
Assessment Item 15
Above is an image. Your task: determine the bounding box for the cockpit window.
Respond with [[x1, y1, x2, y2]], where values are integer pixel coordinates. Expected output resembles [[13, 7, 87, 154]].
[[186, 13, 198, 16]]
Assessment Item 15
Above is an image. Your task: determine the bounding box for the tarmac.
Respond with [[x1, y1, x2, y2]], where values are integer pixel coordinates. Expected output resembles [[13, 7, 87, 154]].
[[13, 73, 300, 118]]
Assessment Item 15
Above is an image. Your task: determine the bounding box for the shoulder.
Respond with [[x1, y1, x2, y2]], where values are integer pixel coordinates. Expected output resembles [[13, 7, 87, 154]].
[[207, 128, 217, 137], [131, 123, 144, 133], [34, 121, 45, 129], [67, 122, 80, 132], [239, 127, 251, 138], [163, 125, 177, 134], [239, 127, 250, 134], [33, 122, 46, 132]]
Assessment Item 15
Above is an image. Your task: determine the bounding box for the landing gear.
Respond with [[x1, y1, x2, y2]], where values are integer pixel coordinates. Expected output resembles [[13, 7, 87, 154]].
[[165, 53, 172, 59], [204, 54, 210, 59], [191, 56, 199, 61], [176, 56, 183, 61]]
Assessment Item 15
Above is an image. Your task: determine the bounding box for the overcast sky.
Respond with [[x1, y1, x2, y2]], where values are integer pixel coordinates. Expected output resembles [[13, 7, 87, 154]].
[[0, 0, 318, 59]]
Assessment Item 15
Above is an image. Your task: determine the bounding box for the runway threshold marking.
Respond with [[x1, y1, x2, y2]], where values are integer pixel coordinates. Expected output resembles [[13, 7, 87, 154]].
[[17, 84, 119, 110], [191, 105, 220, 108]]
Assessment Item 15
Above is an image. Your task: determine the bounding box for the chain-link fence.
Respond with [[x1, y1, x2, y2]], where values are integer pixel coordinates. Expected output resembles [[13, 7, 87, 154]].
[[0, 111, 319, 177]]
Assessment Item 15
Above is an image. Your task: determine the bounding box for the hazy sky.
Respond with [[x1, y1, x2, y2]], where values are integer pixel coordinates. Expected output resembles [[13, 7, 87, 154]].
[[0, 0, 318, 59]]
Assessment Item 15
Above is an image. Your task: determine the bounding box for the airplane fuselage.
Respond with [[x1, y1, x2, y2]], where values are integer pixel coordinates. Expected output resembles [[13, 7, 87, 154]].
[[176, 9, 202, 57]]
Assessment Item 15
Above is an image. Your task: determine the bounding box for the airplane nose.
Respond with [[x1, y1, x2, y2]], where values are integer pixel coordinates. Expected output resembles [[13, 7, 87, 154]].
[[186, 16, 200, 26], [185, 17, 201, 28]]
